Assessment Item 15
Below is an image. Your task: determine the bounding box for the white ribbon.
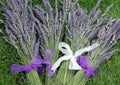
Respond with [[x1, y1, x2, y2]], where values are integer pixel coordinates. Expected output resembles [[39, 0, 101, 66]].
[[51, 42, 100, 72]]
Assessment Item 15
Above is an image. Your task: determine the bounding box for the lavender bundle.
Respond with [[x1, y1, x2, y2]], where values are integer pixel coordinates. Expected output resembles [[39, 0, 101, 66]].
[[57, 0, 120, 85], [1, 0, 42, 85], [32, 0, 120, 85], [1, 0, 120, 85], [33, 0, 65, 57], [32, 0, 67, 84], [1, 0, 66, 84], [32, 0, 99, 84]]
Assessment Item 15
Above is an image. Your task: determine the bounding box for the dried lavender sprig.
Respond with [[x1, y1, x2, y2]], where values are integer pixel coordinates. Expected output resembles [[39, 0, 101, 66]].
[[31, 0, 120, 85], [62, 0, 120, 85], [30, 0, 120, 85], [1, 0, 42, 85], [32, 0, 67, 59], [95, 19, 120, 66], [32, 0, 72, 84], [2, 0, 40, 59]]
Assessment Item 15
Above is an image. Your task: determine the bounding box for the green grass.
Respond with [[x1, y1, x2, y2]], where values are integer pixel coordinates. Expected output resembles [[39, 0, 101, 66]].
[[0, 36, 27, 85], [87, 42, 120, 85], [78, 0, 120, 85], [0, 0, 120, 85], [78, 0, 120, 18]]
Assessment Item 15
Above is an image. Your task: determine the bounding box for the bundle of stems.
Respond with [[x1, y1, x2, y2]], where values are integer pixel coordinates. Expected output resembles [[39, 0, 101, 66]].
[[32, 0, 120, 85], [32, 0, 69, 84], [62, 0, 120, 85], [1, 0, 42, 85]]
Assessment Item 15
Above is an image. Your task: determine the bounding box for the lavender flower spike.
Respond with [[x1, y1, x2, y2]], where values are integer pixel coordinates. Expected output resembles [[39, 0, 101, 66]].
[[77, 55, 98, 77]]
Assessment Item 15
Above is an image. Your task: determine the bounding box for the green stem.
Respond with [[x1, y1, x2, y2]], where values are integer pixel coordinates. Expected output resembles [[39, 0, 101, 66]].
[[68, 70, 87, 85], [21, 53, 43, 85], [26, 70, 43, 85]]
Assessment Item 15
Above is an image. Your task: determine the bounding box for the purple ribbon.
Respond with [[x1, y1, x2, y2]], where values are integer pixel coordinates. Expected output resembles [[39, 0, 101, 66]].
[[10, 50, 56, 77], [77, 55, 98, 77]]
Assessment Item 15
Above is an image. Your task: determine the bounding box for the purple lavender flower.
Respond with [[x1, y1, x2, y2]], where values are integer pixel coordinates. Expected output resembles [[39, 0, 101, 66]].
[[77, 55, 98, 77]]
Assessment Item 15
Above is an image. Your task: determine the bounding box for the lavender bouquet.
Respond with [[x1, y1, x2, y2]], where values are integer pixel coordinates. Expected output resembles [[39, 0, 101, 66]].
[[58, 0, 120, 85], [32, 0, 120, 85], [1, 0, 120, 85], [1, 0, 42, 85], [32, 0, 68, 84]]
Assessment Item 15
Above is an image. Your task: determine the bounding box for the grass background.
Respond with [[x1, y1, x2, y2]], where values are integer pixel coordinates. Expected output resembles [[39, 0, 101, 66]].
[[0, 0, 120, 85]]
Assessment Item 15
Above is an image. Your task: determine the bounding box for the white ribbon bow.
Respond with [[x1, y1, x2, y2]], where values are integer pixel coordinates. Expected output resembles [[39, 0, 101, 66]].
[[51, 42, 100, 72]]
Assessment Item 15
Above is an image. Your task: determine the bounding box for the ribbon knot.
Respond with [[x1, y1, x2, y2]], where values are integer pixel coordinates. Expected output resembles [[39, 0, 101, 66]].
[[51, 42, 100, 72]]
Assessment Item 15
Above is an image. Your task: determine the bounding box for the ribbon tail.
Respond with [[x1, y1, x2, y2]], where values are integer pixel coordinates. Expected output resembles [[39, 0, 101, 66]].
[[51, 56, 70, 72], [69, 57, 82, 70], [91, 68, 99, 75], [10, 64, 24, 73], [75, 43, 100, 57], [77, 56, 98, 77], [23, 65, 33, 72], [86, 67, 98, 77], [11, 64, 33, 73], [47, 64, 57, 77]]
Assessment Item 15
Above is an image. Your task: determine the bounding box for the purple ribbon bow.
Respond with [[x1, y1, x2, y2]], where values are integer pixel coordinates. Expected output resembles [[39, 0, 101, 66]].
[[10, 50, 56, 77], [77, 55, 98, 77]]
